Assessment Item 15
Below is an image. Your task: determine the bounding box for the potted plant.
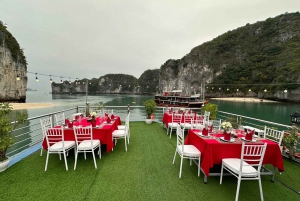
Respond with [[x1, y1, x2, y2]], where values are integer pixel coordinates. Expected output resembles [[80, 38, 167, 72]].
[[201, 103, 218, 120], [283, 125, 299, 159], [143, 99, 157, 124], [0, 103, 27, 172]]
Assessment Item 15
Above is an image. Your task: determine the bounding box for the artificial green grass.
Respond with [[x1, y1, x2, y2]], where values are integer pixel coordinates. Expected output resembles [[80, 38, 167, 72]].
[[0, 122, 299, 200]]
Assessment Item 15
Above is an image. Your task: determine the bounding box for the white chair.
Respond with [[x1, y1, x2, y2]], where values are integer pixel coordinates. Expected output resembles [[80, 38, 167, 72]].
[[263, 126, 284, 152], [167, 113, 182, 138], [210, 119, 222, 131], [96, 110, 102, 117], [220, 142, 267, 201], [192, 115, 205, 130], [117, 112, 130, 142], [102, 109, 114, 116], [54, 113, 65, 126], [172, 126, 201, 178], [203, 113, 210, 126], [73, 126, 101, 170], [112, 122, 129, 151], [40, 117, 53, 156], [44, 127, 75, 171], [180, 113, 194, 133], [204, 110, 210, 117]]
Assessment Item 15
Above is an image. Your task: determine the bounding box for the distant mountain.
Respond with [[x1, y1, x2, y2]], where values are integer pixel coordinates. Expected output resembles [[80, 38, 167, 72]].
[[158, 12, 300, 102], [27, 88, 37, 91]]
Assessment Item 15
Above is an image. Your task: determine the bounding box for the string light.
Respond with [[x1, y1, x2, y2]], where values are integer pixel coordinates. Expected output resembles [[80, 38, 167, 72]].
[[236, 89, 239, 91], [26, 71, 299, 93], [16, 75, 20, 81], [35, 73, 39, 82]]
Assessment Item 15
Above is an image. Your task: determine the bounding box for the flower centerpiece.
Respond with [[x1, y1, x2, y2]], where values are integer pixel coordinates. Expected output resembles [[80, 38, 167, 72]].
[[90, 112, 97, 118], [221, 121, 232, 140], [89, 112, 97, 127], [221, 121, 232, 131]]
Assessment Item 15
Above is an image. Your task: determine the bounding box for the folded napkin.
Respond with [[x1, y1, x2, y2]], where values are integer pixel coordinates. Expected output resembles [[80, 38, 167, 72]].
[[188, 110, 191, 114], [65, 119, 70, 125], [111, 114, 115, 119], [209, 125, 213, 132], [68, 121, 73, 128], [107, 117, 111, 123], [245, 129, 255, 141], [105, 113, 108, 117], [202, 128, 209, 136]]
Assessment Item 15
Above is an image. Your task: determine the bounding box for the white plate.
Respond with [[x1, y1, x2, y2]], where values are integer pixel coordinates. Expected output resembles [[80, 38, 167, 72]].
[[240, 137, 257, 142], [220, 137, 235, 142], [196, 132, 210, 138]]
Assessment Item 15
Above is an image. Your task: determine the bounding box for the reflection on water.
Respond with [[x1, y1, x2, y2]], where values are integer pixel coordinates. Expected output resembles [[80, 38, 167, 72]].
[[209, 100, 299, 125]]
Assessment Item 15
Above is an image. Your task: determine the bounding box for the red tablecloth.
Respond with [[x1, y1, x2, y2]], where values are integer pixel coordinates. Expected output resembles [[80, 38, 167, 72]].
[[162, 112, 200, 127], [184, 129, 285, 177], [42, 116, 121, 153]]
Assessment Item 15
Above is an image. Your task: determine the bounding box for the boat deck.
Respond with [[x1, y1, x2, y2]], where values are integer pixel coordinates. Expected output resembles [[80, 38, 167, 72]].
[[2, 122, 300, 200]]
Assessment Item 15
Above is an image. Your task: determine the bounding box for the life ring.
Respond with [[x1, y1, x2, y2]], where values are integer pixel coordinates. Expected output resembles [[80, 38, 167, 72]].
[[151, 114, 155, 120]]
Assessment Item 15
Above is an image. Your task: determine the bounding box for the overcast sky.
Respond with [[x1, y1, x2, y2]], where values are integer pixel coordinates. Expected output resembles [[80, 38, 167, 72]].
[[1, 0, 299, 92]]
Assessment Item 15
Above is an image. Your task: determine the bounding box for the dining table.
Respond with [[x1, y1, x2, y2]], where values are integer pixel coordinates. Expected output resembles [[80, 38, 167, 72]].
[[42, 116, 121, 153], [184, 129, 285, 183]]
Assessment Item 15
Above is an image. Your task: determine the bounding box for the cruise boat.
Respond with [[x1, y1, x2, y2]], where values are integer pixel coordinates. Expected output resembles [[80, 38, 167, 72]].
[[154, 90, 209, 108]]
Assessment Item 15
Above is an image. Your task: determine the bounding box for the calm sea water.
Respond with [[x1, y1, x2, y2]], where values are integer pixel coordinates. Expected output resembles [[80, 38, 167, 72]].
[[22, 91, 299, 125], [8, 91, 298, 158]]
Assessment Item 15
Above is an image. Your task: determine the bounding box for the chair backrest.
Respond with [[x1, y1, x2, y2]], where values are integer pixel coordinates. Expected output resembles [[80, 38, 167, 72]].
[[124, 113, 130, 127], [239, 142, 267, 175], [40, 117, 53, 137], [127, 112, 131, 122], [45, 127, 65, 148], [191, 118, 204, 129], [172, 113, 182, 124], [204, 110, 210, 117], [210, 119, 221, 130], [194, 114, 203, 121], [176, 126, 185, 150], [203, 113, 210, 126], [183, 113, 194, 123], [73, 126, 94, 147], [263, 126, 284, 146], [55, 113, 65, 126], [102, 109, 114, 116], [96, 110, 102, 117]]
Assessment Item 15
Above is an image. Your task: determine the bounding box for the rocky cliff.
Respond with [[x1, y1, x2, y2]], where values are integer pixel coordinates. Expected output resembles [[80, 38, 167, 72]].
[[52, 73, 160, 94], [158, 12, 300, 102], [51, 12, 300, 102], [0, 21, 27, 102]]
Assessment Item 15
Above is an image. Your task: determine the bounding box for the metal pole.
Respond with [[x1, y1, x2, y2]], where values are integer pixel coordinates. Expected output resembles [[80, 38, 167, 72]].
[[202, 83, 205, 106], [85, 79, 88, 104]]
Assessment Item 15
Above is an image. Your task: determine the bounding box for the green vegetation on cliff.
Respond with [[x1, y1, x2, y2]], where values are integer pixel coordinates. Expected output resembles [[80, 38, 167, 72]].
[[0, 21, 27, 66], [159, 12, 300, 98], [196, 12, 300, 93], [138, 69, 160, 94]]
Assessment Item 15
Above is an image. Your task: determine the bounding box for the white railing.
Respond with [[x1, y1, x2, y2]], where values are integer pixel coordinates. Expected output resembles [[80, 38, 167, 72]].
[[8, 106, 298, 167]]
